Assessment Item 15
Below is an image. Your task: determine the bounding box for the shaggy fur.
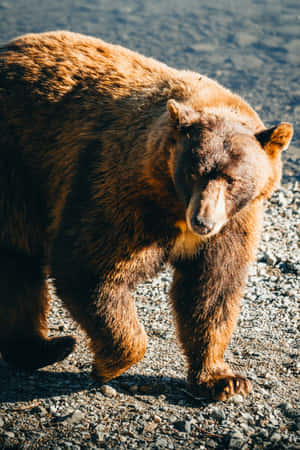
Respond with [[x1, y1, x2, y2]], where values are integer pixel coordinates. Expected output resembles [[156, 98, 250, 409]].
[[0, 31, 293, 400]]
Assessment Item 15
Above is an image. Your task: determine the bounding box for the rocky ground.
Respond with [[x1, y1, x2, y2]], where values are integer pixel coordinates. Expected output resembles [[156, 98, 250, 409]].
[[0, 185, 299, 449], [0, 0, 299, 448]]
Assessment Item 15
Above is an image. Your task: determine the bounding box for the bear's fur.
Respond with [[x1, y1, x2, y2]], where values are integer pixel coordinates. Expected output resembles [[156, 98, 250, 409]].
[[0, 31, 293, 400]]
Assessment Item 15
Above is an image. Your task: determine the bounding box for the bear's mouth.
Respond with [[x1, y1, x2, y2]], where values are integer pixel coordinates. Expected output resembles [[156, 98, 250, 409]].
[[188, 217, 226, 237], [190, 214, 215, 235]]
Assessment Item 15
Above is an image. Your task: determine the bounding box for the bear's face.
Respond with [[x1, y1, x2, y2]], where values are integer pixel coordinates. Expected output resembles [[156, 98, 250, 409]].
[[167, 100, 293, 237]]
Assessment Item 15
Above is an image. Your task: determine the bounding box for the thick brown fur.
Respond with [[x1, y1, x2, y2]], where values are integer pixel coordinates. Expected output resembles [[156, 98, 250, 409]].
[[0, 31, 293, 399]]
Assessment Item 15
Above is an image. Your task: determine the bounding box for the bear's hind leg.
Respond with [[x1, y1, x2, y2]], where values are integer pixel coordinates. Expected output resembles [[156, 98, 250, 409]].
[[0, 250, 75, 369], [91, 288, 148, 384]]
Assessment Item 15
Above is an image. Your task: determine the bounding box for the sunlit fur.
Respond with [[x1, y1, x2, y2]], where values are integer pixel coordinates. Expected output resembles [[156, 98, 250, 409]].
[[0, 31, 293, 399]]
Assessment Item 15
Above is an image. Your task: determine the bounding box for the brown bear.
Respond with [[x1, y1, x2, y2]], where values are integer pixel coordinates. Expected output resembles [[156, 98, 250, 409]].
[[0, 31, 293, 400]]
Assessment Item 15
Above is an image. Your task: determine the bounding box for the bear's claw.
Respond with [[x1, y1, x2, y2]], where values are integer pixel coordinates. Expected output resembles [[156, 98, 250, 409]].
[[189, 373, 252, 402], [210, 375, 252, 401]]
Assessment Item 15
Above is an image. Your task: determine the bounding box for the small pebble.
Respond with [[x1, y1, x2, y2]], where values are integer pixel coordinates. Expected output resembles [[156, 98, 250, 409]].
[[100, 385, 117, 397], [153, 415, 162, 423], [228, 431, 247, 448], [4, 431, 15, 439], [270, 432, 282, 443], [93, 431, 105, 443], [62, 410, 84, 425], [210, 407, 226, 421]]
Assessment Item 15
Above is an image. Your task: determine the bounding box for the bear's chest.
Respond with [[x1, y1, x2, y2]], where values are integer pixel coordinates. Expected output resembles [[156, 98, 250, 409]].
[[169, 220, 206, 261]]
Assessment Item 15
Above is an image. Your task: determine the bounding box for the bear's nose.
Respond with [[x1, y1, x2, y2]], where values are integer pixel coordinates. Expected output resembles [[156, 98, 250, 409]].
[[192, 215, 215, 235]]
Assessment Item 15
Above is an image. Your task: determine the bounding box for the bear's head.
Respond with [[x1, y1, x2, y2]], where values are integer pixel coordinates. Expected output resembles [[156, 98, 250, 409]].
[[167, 99, 293, 237]]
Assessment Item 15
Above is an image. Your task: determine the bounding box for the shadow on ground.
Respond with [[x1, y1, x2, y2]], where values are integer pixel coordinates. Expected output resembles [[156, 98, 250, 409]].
[[0, 360, 209, 407]]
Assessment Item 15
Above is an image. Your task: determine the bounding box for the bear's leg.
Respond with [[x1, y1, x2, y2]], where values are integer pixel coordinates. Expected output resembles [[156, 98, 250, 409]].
[[170, 215, 260, 400], [54, 278, 147, 383], [0, 250, 75, 369], [171, 273, 249, 400]]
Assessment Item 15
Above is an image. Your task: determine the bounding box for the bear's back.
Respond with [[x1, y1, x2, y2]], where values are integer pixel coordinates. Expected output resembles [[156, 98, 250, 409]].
[[0, 31, 181, 104], [0, 31, 263, 132]]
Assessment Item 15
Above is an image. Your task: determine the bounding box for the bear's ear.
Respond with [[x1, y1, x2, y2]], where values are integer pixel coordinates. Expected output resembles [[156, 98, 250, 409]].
[[255, 123, 293, 156], [167, 99, 198, 128]]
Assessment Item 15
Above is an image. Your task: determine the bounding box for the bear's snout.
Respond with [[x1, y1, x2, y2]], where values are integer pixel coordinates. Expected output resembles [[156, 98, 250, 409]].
[[187, 179, 228, 237], [191, 214, 215, 235]]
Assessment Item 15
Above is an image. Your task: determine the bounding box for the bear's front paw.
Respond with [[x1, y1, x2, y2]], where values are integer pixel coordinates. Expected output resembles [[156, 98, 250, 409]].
[[208, 374, 252, 401], [189, 367, 252, 401]]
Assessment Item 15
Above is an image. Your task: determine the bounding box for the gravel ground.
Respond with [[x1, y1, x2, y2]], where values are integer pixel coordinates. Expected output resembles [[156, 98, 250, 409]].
[[0, 185, 299, 449], [0, 0, 299, 448]]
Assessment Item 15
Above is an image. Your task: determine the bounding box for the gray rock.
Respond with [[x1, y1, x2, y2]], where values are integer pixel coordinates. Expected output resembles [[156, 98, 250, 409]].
[[168, 415, 178, 424], [206, 439, 218, 448], [37, 406, 48, 417], [4, 431, 15, 438], [186, 43, 216, 53], [257, 429, 269, 439], [228, 431, 247, 449], [155, 437, 174, 449], [184, 420, 192, 433], [93, 431, 105, 443], [264, 251, 277, 266], [286, 39, 300, 65], [241, 412, 255, 425], [235, 31, 257, 47], [279, 402, 299, 418], [231, 394, 244, 404], [239, 423, 254, 435], [270, 432, 282, 443], [210, 407, 226, 422], [94, 423, 106, 439], [62, 410, 84, 425]]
